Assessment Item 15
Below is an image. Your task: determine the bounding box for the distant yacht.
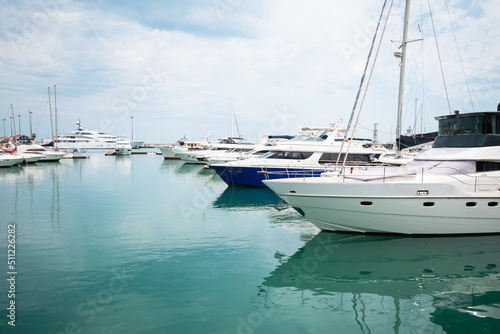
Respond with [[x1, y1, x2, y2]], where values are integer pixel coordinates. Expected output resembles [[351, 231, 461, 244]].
[[114, 137, 132, 155], [54, 121, 118, 150], [158, 132, 214, 160], [15, 143, 66, 162]]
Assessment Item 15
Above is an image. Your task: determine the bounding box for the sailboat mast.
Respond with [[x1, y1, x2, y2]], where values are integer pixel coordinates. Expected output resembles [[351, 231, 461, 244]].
[[48, 87, 54, 142], [10, 104, 17, 135], [54, 84, 58, 149], [396, 0, 411, 158]]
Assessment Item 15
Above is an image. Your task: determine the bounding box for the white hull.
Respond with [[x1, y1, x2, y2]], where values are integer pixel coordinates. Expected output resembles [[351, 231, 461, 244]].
[[56, 141, 116, 150], [130, 140, 144, 149], [15, 144, 65, 162], [114, 137, 132, 155], [158, 146, 180, 160], [39, 152, 66, 161], [265, 175, 500, 235], [115, 147, 132, 155], [173, 150, 204, 163], [0, 156, 24, 167]]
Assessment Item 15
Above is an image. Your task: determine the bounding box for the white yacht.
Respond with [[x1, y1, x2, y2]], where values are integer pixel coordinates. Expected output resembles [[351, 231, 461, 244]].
[[197, 134, 294, 165], [54, 121, 117, 150], [0, 151, 25, 167], [114, 137, 132, 155], [15, 144, 66, 162], [159, 132, 214, 160], [1, 143, 44, 164], [265, 110, 500, 235], [174, 137, 252, 164], [211, 124, 387, 187]]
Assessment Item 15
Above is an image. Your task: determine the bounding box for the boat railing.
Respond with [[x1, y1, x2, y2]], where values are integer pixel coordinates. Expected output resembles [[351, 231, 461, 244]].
[[261, 164, 499, 192], [332, 165, 499, 192], [259, 163, 378, 180]]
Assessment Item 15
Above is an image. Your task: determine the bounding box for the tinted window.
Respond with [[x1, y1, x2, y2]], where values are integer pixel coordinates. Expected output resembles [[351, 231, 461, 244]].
[[319, 153, 371, 164], [262, 151, 313, 160]]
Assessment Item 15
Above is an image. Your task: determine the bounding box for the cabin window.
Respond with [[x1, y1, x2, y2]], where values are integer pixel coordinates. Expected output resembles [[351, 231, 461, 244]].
[[476, 161, 500, 172], [488, 202, 498, 207], [360, 201, 373, 206], [319, 153, 371, 164], [466, 202, 477, 207], [262, 151, 314, 160], [423, 202, 435, 207], [439, 116, 483, 136]]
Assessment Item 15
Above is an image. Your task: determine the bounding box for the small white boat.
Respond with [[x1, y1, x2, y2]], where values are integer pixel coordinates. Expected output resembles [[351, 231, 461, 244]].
[[159, 133, 214, 160], [114, 137, 132, 155], [15, 144, 66, 162], [0, 152, 24, 167]]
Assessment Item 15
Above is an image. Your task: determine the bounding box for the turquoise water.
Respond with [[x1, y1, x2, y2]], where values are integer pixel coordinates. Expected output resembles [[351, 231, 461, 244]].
[[1, 151, 499, 334]]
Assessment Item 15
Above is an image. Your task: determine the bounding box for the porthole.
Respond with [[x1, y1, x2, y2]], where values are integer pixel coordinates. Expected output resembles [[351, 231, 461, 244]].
[[360, 201, 373, 206], [466, 202, 477, 207], [423, 202, 435, 207], [488, 202, 498, 207]]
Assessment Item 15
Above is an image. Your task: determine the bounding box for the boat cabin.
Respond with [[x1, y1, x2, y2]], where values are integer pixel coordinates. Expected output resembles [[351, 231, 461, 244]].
[[433, 111, 500, 148]]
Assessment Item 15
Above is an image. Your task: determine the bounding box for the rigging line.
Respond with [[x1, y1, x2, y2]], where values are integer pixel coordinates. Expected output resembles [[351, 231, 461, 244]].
[[336, 0, 389, 168], [232, 104, 241, 138], [427, 0, 452, 114], [343, 0, 395, 168], [445, 0, 475, 111]]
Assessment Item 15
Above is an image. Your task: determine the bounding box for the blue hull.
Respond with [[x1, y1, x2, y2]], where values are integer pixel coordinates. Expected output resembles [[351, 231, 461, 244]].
[[212, 165, 325, 187]]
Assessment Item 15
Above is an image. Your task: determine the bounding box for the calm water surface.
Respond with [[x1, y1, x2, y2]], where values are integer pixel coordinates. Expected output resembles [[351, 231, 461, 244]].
[[1, 151, 499, 333]]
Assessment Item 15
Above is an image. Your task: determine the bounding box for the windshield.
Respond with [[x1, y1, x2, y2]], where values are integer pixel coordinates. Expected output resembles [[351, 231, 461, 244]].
[[289, 136, 324, 142]]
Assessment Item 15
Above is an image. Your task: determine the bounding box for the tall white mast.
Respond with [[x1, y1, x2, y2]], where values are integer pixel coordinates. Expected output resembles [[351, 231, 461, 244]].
[[395, 0, 411, 158], [48, 87, 54, 142], [54, 84, 58, 149], [10, 104, 16, 135]]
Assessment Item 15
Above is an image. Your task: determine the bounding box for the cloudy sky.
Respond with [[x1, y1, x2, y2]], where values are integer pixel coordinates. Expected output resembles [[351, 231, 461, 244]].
[[1, 0, 499, 143]]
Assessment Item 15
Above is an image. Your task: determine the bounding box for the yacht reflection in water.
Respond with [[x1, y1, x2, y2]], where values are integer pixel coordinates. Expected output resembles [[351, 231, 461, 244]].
[[261, 233, 500, 333], [213, 187, 282, 209]]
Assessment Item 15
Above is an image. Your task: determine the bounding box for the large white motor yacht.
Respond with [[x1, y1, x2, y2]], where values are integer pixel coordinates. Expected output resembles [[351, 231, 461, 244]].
[[265, 110, 500, 235], [54, 121, 117, 150]]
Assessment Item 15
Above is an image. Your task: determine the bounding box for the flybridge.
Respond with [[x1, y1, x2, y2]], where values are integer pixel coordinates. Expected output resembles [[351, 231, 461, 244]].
[[434, 111, 500, 148]]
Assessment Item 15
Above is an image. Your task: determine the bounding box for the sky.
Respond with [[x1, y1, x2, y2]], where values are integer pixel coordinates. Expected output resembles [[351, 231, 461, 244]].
[[0, 0, 499, 144]]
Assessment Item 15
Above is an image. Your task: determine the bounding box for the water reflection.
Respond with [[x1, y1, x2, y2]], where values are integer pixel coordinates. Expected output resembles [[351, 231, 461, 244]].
[[260, 233, 500, 332], [115, 155, 133, 177], [213, 187, 282, 209]]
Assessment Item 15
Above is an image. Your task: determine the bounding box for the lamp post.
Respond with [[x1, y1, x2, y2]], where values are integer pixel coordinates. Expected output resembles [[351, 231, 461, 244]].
[[131, 116, 134, 140]]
